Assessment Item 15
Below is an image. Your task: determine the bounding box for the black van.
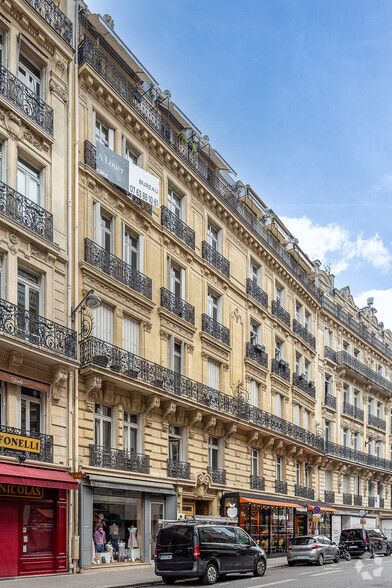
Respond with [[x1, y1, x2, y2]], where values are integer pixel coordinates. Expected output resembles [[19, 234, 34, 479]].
[[339, 528, 391, 557], [155, 522, 267, 585]]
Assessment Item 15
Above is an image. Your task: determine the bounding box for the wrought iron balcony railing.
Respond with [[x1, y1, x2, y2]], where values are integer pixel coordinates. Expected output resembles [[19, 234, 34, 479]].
[[322, 296, 392, 361], [275, 480, 288, 494], [343, 493, 352, 505], [354, 495, 362, 506], [161, 206, 195, 250], [324, 393, 337, 409], [337, 350, 392, 394], [324, 490, 335, 503], [0, 180, 53, 241], [26, 0, 73, 45], [271, 358, 290, 382], [201, 314, 230, 346], [201, 241, 230, 278], [380, 497, 385, 508], [324, 346, 337, 363], [343, 402, 364, 422], [79, 36, 323, 303], [246, 279, 268, 309], [367, 496, 384, 508], [167, 459, 191, 479], [0, 65, 53, 135], [89, 444, 150, 473], [325, 440, 392, 472], [0, 298, 77, 359], [295, 485, 315, 500], [160, 288, 195, 325], [245, 342, 268, 369], [368, 414, 386, 431], [250, 475, 265, 491], [85, 238, 152, 300], [272, 301, 291, 328], [80, 336, 325, 453], [293, 319, 316, 349], [292, 373, 316, 398], [83, 141, 152, 215], [208, 467, 226, 485], [0, 424, 53, 463]]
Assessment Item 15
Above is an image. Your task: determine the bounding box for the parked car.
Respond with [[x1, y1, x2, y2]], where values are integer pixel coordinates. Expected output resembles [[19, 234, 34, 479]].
[[287, 535, 340, 566], [339, 528, 391, 558], [155, 522, 267, 584]]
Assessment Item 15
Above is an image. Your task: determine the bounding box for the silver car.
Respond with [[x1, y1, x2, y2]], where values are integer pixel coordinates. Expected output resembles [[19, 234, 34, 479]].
[[287, 535, 340, 566]]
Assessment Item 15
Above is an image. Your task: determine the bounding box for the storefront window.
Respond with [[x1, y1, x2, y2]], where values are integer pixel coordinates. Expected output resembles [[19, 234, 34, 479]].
[[237, 499, 293, 555], [93, 490, 143, 564], [23, 505, 53, 554], [308, 510, 332, 538]]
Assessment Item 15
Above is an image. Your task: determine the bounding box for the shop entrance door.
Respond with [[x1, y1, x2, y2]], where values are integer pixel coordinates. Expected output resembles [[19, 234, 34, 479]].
[[295, 513, 307, 536], [0, 504, 19, 578], [150, 502, 164, 559]]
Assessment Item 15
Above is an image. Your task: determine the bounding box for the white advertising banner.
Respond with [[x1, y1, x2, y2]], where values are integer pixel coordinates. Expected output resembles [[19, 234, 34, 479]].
[[129, 162, 160, 208]]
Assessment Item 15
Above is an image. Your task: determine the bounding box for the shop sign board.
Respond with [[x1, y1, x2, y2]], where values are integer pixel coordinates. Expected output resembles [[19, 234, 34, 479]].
[[69, 472, 86, 479], [0, 431, 41, 453], [96, 142, 129, 191], [129, 161, 160, 208], [312, 506, 321, 521], [0, 484, 44, 498]]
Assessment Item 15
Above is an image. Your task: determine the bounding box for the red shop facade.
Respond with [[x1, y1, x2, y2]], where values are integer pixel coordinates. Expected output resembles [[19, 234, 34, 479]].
[[0, 464, 78, 579]]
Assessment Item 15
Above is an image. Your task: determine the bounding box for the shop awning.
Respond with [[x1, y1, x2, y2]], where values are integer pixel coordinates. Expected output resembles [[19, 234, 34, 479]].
[[0, 370, 50, 394], [0, 464, 78, 490], [240, 497, 303, 509], [88, 474, 176, 495], [307, 505, 339, 513]]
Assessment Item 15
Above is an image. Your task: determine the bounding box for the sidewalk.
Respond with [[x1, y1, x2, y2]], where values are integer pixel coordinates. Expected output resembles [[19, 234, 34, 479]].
[[0, 557, 287, 587]]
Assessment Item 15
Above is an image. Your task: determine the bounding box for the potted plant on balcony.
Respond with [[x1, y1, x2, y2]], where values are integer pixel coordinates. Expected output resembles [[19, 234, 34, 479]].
[[254, 343, 266, 353], [177, 130, 188, 146]]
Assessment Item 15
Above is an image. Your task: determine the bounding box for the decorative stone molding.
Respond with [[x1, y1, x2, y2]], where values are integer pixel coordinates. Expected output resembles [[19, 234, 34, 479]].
[[162, 401, 177, 432], [199, 332, 230, 365], [145, 395, 160, 427], [186, 344, 195, 355], [51, 366, 68, 403], [223, 423, 237, 448], [193, 472, 212, 498], [247, 431, 259, 452], [188, 411, 202, 439], [84, 375, 103, 411], [8, 351, 23, 372], [49, 77, 68, 103], [203, 416, 216, 442], [143, 321, 152, 333], [158, 308, 197, 343]]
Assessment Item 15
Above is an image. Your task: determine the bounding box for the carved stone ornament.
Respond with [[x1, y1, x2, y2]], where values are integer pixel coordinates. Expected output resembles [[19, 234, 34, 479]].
[[162, 401, 176, 432], [84, 375, 102, 411], [51, 367, 68, 403], [49, 78, 68, 103], [203, 416, 216, 443], [193, 471, 212, 498], [145, 395, 160, 427], [188, 410, 202, 439], [224, 423, 237, 448]]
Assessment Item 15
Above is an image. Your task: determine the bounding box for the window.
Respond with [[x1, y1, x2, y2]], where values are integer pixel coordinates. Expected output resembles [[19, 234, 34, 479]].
[[208, 437, 219, 469], [304, 410, 310, 430], [207, 290, 221, 322], [295, 353, 302, 375], [123, 140, 139, 166], [18, 54, 41, 96], [354, 476, 360, 496], [343, 341, 349, 353], [296, 462, 301, 485], [275, 338, 284, 361], [276, 455, 283, 481], [168, 259, 184, 299], [250, 321, 260, 345], [343, 427, 349, 448], [251, 448, 259, 477], [167, 187, 183, 219], [325, 420, 330, 442], [94, 404, 112, 448], [295, 304, 303, 323], [17, 159, 42, 205], [250, 261, 260, 285], [122, 316, 139, 355], [376, 441, 382, 458], [325, 470, 331, 491], [343, 474, 349, 494], [123, 412, 138, 452], [343, 384, 351, 405], [93, 303, 113, 344], [0, 141, 4, 182], [275, 284, 285, 307], [20, 387, 42, 432], [325, 375, 332, 396], [123, 230, 139, 269], [353, 390, 360, 409], [207, 222, 220, 252], [249, 380, 258, 407], [304, 312, 311, 332], [0, 381, 4, 426], [274, 393, 282, 418], [304, 464, 311, 487], [95, 117, 114, 149], [0, 33, 5, 67], [304, 360, 311, 381], [294, 405, 301, 426], [324, 328, 331, 347], [237, 528, 252, 545], [354, 348, 360, 359], [353, 432, 360, 451], [207, 360, 220, 391], [18, 267, 41, 316], [168, 336, 183, 377], [377, 402, 383, 419], [100, 212, 113, 253], [168, 425, 182, 461], [368, 398, 374, 416], [367, 439, 373, 456]]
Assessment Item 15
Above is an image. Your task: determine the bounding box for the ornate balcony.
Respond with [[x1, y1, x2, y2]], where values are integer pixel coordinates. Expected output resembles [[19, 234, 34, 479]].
[[160, 288, 195, 325], [275, 480, 288, 494], [245, 342, 268, 369], [208, 467, 226, 485], [202, 241, 230, 278], [246, 279, 268, 309], [0, 180, 53, 241], [367, 496, 384, 508], [250, 475, 265, 491], [354, 495, 362, 506], [80, 336, 325, 454], [26, 0, 73, 45], [380, 497, 385, 508], [89, 444, 150, 473], [343, 493, 352, 505], [271, 358, 290, 382], [272, 301, 290, 328], [343, 402, 364, 422], [368, 414, 386, 431], [85, 238, 152, 300], [167, 459, 191, 479], [324, 490, 335, 503], [0, 298, 77, 359], [0, 65, 53, 134], [83, 141, 152, 214], [295, 485, 315, 500], [0, 424, 53, 463], [336, 350, 392, 394], [201, 314, 230, 346], [325, 440, 392, 472], [324, 393, 337, 409], [161, 206, 195, 249], [324, 346, 337, 363], [292, 373, 316, 398], [293, 319, 316, 349]]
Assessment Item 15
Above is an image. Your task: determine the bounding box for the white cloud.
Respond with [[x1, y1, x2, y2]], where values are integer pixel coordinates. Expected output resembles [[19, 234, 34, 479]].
[[355, 289, 392, 332], [280, 215, 392, 275]]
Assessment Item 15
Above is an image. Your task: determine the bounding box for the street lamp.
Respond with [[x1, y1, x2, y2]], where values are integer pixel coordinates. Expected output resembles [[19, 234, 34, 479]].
[[71, 289, 102, 341]]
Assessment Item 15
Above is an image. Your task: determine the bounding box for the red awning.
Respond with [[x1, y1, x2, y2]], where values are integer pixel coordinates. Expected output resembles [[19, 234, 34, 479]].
[[0, 464, 78, 490], [240, 497, 302, 509]]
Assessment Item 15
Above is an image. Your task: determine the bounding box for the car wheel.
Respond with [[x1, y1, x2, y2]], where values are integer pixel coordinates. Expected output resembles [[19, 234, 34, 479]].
[[162, 577, 175, 585], [253, 558, 266, 577], [202, 563, 218, 585], [288, 561, 296, 567], [316, 553, 324, 566], [334, 552, 340, 563], [385, 545, 391, 557]]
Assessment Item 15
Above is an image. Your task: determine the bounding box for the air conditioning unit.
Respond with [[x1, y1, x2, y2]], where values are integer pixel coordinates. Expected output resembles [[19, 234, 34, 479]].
[[374, 495, 380, 508]]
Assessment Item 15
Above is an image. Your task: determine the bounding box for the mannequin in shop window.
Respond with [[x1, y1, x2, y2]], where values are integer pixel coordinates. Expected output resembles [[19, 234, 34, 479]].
[[127, 524, 138, 548], [94, 514, 107, 553], [109, 523, 120, 557]]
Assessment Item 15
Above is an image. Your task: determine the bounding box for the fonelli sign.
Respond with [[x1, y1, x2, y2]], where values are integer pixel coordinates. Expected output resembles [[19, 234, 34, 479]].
[[96, 142, 129, 191]]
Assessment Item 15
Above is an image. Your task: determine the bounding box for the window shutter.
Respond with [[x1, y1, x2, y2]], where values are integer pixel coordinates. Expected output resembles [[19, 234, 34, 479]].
[[93, 201, 101, 243], [108, 128, 115, 150], [123, 317, 139, 355], [275, 394, 282, 417]]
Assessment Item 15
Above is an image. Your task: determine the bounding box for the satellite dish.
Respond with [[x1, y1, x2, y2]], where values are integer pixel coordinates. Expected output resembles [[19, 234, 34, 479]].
[[367, 297, 374, 306]]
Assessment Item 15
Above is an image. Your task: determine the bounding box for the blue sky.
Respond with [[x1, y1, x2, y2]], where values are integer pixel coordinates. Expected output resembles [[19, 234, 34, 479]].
[[87, 0, 392, 327]]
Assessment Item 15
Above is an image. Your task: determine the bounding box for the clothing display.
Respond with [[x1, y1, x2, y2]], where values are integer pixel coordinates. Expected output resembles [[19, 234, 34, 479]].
[[94, 526, 106, 547], [127, 526, 138, 548], [109, 533, 119, 552]]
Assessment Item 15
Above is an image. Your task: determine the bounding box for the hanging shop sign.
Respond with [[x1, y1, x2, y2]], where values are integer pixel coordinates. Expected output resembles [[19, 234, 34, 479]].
[[69, 472, 87, 479], [129, 161, 160, 208], [96, 142, 129, 191], [0, 431, 41, 454], [0, 484, 44, 498]]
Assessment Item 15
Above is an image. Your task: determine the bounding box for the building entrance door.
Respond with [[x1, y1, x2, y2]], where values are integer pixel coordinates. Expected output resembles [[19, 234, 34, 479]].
[[0, 504, 19, 578], [150, 502, 164, 559]]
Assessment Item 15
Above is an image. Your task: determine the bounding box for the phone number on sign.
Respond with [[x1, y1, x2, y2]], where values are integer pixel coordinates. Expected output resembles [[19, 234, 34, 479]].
[[129, 184, 159, 207]]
